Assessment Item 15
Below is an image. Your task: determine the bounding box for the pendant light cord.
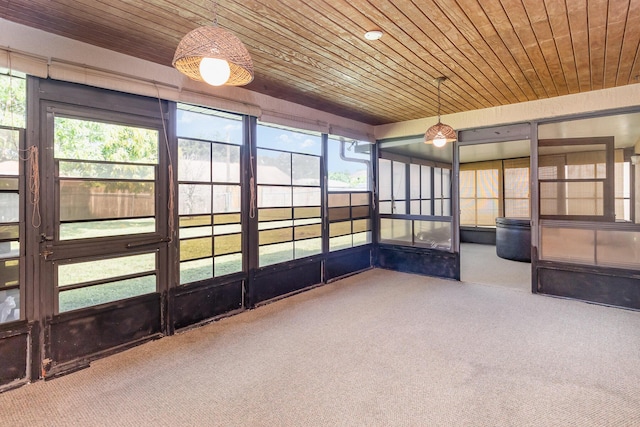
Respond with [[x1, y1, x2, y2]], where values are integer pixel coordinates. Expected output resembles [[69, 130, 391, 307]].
[[212, 0, 219, 26], [436, 77, 443, 123]]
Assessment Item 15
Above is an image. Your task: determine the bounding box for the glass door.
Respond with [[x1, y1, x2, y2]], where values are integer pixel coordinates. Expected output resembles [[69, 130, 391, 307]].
[[39, 101, 169, 376]]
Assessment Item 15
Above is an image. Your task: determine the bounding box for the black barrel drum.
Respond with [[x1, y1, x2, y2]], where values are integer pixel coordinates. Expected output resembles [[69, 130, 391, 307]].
[[495, 217, 531, 262]]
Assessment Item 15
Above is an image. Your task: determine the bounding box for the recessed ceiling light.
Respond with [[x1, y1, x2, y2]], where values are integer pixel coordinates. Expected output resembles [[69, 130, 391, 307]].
[[364, 30, 383, 41]]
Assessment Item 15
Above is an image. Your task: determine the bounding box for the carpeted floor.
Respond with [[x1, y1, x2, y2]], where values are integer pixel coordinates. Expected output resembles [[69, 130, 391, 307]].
[[461, 243, 531, 291], [2, 268, 639, 426]]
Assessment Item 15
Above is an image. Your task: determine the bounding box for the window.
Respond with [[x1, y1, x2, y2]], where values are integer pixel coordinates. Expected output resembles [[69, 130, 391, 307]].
[[459, 158, 530, 226], [503, 158, 530, 218], [378, 158, 406, 214], [378, 152, 453, 250], [57, 254, 157, 312], [0, 71, 26, 324], [327, 136, 372, 251], [53, 116, 160, 312], [538, 139, 612, 221], [409, 164, 433, 215], [434, 167, 452, 216], [177, 105, 243, 284], [257, 123, 322, 267], [460, 161, 501, 226], [54, 117, 159, 240], [538, 112, 640, 269], [0, 127, 21, 323]]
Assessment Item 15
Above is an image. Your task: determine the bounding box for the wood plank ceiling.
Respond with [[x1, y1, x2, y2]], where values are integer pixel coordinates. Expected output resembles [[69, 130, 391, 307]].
[[2, 0, 639, 125]]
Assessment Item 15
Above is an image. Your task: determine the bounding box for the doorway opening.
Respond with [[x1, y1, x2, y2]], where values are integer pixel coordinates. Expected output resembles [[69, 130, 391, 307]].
[[458, 139, 532, 291]]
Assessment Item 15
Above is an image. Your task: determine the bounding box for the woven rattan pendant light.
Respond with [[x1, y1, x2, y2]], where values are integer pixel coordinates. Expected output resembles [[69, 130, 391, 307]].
[[424, 77, 456, 148], [173, 1, 253, 86]]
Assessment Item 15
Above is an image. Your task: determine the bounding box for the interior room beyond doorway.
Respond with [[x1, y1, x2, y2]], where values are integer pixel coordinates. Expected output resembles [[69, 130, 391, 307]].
[[459, 139, 532, 291]]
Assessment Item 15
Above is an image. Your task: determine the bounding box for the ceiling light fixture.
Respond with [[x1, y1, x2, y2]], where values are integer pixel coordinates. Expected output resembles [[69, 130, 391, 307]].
[[172, 1, 253, 86], [364, 30, 383, 41], [424, 77, 456, 148]]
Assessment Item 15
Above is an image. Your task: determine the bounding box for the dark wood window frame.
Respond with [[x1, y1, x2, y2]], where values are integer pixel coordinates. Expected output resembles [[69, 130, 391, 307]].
[[538, 137, 615, 222]]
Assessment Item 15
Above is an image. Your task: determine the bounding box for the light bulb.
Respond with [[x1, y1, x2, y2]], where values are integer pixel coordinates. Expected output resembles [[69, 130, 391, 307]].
[[433, 133, 447, 148], [199, 58, 231, 86]]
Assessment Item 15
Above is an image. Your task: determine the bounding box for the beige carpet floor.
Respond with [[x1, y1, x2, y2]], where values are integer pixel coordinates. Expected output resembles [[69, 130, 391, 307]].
[[2, 268, 640, 426], [461, 243, 532, 291]]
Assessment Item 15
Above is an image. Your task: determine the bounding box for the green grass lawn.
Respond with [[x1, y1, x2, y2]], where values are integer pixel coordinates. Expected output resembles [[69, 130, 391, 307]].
[[56, 221, 368, 313]]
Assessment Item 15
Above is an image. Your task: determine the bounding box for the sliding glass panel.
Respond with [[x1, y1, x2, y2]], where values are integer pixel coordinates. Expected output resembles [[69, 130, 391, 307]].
[[176, 106, 243, 144], [57, 253, 157, 312], [328, 193, 350, 207], [212, 185, 241, 213], [0, 225, 19, 240], [257, 186, 292, 207], [0, 259, 19, 287], [214, 223, 241, 234], [353, 219, 371, 233], [327, 136, 370, 191], [293, 187, 320, 206], [538, 138, 611, 221], [415, 221, 452, 250], [392, 161, 406, 213], [59, 180, 155, 221], [259, 242, 294, 267], [294, 207, 320, 219], [59, 276, 156, 313], [328, 207, 350, 222], [59, 161, 156, 180], [0, 193, 18, 222], [214, 213, 241, 225], [179, 225, 212, 239], [257, 149, 291, 185], [380, 218, 412, 243], [58, 253, 155, 287], [54, 117, 159, 242], [177, 106, 244, 284], [180, 215, 212, 227], [179, 184, 212, 215], [178, 139, 211, 182], [260, 228, 293, 245], [292, 154, 320, 186], [459, 161, 501, 227], [257, 123, 322, 266], [214, 253, 242, 276], [379, 159, 392, 200], [504, 158, 530, 218], [180, 237, 213, 261], [540, 226, 595, 265], [1, 75, 25, 323], [60, 218, 156, 240], [214, 234, 242, 256], [327, 135, 372, 254], [596, 229, 640, 269], [330, 221, 352, 237], [211, 144, 240, 183], [180, 258, 213, 285], [539, 182, 604, 216], [54, 117, 158, 163], [295, 238, 322, 258], [259, 208, 292, 221]]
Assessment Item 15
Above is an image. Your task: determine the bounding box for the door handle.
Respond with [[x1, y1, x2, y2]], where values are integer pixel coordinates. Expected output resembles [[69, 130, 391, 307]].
[[41, 248, 54, 260], [126, 238, 171, 249]]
